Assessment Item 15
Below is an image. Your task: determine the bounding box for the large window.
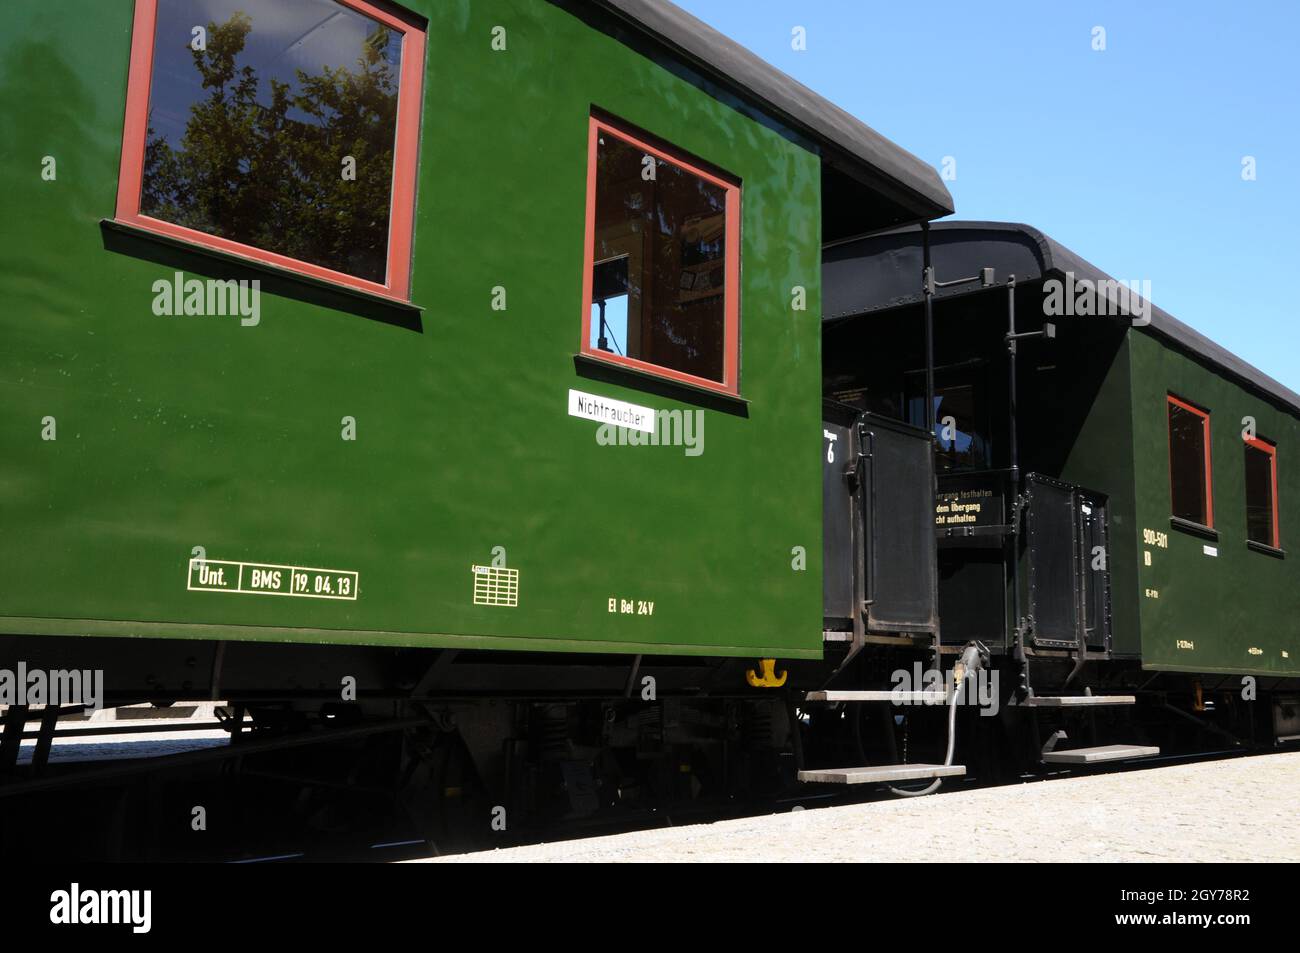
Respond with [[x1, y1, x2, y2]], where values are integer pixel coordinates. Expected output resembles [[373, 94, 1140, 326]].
[[581, 116, 741, 395], [1244, 436, 1279, 549], [1168, 395, 1213, 527], [116, 0, 426, 300]]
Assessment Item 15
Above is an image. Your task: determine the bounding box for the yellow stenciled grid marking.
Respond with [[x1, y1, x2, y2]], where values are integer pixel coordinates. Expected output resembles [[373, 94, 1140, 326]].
[[471, 565, 519, 607]]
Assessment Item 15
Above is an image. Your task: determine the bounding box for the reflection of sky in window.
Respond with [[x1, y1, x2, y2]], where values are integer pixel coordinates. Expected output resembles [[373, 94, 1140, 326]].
[[933, 397, 975, 452], [908, 395, 976, 454], [148, 0, 401, 148], [590, 296, 629, 355]]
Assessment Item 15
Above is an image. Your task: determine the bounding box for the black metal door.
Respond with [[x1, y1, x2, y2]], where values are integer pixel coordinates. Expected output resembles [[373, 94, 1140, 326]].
[[1026, 475, 1111, 652], [859, 414, 939, 635], [1027, 478, 1080, 647]]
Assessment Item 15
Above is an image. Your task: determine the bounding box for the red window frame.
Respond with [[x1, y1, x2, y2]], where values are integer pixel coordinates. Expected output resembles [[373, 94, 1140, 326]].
[[114, 0, 425, 302], [1244, 435, 1280, 549], [580, 116, 742, 397], [1167, 394, 1214, 528]]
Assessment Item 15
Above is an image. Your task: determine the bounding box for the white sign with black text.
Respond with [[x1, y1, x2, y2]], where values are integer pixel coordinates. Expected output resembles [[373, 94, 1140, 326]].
[[567, 389, 656, 434]]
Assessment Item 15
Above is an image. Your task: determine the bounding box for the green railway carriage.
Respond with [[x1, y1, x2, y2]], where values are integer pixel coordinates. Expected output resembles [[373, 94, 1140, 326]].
[[823, 221, 1300, 682], [0, 0, 949, 666], [1130, 331, 1299, 678]]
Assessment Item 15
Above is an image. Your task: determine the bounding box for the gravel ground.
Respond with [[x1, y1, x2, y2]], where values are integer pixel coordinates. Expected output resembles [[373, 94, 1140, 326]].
[[17, 719, 229, 764], [417, 752, 1300, 863]]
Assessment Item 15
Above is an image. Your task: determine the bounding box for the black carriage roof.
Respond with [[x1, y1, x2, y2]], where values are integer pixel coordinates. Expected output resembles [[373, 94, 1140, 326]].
[[587, 0, 953, 224], [822, 220, 1300, 416]]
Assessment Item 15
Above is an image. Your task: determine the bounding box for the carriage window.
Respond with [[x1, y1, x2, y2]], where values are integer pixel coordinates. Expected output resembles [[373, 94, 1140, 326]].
[[905, 367, 991, 472], [582, 117, 741, 395], [1168, 396, 1213, 527], [1244, 437, 1279, 548], [115, 0, 425, 300]]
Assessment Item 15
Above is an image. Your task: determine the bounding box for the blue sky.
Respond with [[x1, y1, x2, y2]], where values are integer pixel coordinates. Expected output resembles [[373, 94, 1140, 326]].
[[676, 0, 1300, 390]]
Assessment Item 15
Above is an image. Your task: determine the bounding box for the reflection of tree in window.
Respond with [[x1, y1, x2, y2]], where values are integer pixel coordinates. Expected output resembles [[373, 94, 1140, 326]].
[[141, 0, 402, 283], [590, 132, 728, 383]]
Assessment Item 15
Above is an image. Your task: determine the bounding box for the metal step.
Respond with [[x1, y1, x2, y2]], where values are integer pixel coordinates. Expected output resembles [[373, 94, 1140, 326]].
[[798, 763, 966, 785], [804, 690, 948, 704], [1040, 744, 1160, 765], [1018, 694, 1136, 708]]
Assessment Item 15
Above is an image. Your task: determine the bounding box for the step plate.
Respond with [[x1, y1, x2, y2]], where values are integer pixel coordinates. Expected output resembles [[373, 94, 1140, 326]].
[[1020, 695, 1136, 707], [1041, 744, 1160, 764], [798, 764, 966, 785], [804, 690, 948, 704]]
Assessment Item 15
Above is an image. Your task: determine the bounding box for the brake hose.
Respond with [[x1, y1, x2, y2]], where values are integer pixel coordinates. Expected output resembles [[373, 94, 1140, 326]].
[[885, 679, 962, 797]]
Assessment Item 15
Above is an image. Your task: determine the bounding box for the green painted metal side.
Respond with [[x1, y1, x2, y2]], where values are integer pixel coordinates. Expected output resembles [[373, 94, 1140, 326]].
[[1050, 331, 1142, 657], [1128, 331, 1300, 676], [0, 1, 825, 658]]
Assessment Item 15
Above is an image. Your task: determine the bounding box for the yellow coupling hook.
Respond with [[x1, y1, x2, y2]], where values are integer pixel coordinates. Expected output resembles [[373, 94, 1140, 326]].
[[746, 658, 787, 688]]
